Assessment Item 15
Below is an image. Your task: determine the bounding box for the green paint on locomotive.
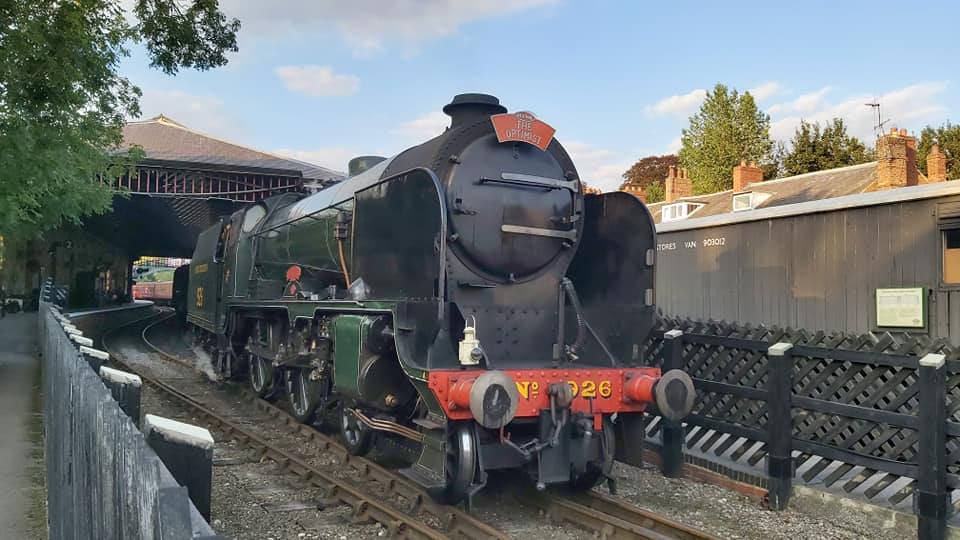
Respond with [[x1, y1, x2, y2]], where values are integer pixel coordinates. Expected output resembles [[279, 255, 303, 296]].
[[331, 314, 364, 397], [187, 221, 227, 333]]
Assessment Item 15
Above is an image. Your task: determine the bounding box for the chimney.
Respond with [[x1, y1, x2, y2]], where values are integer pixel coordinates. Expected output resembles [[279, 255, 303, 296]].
[[732, 160, 763, 191], [928, 144, 948, 183], [619, 182, 648, 203], [665, 166, 692, 203], [631, 185, 647, 203], [875, 127, 919, 189]]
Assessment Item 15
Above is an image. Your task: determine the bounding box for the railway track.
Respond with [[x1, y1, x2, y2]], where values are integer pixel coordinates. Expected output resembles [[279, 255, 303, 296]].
[[99, 309, 717, 540]]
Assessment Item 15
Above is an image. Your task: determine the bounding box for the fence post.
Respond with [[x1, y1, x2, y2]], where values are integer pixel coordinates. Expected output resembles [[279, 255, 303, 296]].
[[100, 366, 143, 428], [766, 342, 794, 510], [145, 414, 215, 521], [660, 329, 684, 478], [917, 353, 947, 540], [81, 345, 110, 373]]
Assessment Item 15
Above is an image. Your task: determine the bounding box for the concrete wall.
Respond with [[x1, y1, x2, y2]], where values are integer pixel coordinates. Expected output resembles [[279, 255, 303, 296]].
[[39, 302, 217, 539]]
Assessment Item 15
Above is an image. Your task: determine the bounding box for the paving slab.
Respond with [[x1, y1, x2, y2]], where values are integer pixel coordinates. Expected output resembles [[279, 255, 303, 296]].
[[0, 313, 39, 539]]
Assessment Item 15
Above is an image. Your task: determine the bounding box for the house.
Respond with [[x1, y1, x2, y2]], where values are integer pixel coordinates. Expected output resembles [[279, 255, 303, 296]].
[[643, 127, 948, 225], [628, 128, 960, 344]]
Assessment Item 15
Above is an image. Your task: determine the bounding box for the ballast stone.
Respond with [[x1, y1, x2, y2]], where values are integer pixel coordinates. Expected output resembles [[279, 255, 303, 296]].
[[144, 414, 214, 450]]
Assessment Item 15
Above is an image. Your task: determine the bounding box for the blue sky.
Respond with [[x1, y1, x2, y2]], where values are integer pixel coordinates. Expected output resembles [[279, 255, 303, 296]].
[[124, 0, 958, 191]]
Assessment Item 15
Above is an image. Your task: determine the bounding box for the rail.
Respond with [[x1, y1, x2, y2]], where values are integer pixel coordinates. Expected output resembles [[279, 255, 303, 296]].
[[103, 314, 508, 540], [127, 312, 720, 540]]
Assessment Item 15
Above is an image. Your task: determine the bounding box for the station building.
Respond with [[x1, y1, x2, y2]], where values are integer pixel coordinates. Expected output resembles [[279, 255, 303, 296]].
[[638, 128, 960, 345], [0, 116, 341, 308]]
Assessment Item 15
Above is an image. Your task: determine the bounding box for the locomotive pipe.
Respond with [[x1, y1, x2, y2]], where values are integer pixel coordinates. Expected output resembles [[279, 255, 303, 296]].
[[337, 239, 351, 286], [562, 278, 617, 366], [561, 278, 586, 358]]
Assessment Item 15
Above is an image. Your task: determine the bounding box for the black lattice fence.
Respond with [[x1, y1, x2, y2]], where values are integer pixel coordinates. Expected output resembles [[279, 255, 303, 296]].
[[636, 316, 959, 539]]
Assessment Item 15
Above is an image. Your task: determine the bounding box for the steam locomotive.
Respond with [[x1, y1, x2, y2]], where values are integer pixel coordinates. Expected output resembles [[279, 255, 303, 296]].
[[177, 93, 695, 503]]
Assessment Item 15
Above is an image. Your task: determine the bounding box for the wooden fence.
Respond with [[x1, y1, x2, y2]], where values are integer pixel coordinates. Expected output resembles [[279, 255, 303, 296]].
[[636, 317, 959, 540]]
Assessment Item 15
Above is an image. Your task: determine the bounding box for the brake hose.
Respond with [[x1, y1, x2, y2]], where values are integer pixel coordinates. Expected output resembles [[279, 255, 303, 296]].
[[562, 278, 618, 366], [561, 278, 586, 356]]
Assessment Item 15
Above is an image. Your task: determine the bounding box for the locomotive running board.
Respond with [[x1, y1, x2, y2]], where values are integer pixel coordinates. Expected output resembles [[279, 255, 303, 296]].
[[501, 224, 577, 240]]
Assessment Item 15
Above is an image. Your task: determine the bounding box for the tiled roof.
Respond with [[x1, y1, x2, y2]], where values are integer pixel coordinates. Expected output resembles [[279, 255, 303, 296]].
[[645, 162, 881, 224], [122, 115, 344, 183]]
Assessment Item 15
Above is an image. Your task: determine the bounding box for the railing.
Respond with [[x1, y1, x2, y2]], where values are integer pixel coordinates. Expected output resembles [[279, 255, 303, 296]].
[[638, 317, 956, 540], [39, 280, 218, 539]]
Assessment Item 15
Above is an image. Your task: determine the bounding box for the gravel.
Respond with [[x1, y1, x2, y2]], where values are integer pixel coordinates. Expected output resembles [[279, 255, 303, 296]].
[[128, 319, 917, 539], [611, 461, 909, 540]]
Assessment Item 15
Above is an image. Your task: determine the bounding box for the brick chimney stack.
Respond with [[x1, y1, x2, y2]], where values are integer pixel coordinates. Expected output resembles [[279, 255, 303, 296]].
[[875, 127, 919, 189], [620, 182, 647, 203], [665, 166, 692, 203], [928, 144, 948, 183], [732, 160, 763, 191]]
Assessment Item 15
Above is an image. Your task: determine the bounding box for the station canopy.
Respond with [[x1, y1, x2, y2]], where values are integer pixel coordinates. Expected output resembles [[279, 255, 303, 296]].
[[83, 115, 344, 258]]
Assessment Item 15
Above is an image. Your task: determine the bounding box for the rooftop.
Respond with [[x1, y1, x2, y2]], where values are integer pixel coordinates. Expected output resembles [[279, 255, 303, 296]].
[[646, 162, 882, 223], [122, 115, 344, 183]]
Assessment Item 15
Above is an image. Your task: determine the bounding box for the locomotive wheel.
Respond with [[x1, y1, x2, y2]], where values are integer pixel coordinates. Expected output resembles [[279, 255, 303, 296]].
[[340, 406, 373, 456], [568, 418, 616, 492], [248, 352, 277, 399], [439, 422, 477, 505], [286, 368, 323, 423]]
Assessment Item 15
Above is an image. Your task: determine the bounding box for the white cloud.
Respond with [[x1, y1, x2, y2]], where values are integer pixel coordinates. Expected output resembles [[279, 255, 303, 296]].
[[275, 65, 359, 97], [221, 0, 556, 54], [397, 111, 450, 140], [769, 82, 947, 142], [665, 137, 682, 154], [272, 146, 359, 172], [564, 141, 632, 192], [645, 89, 707, 117], [768, 87, 831, 115], [748, 81, 782, 102], [137, 89, 240, 137]]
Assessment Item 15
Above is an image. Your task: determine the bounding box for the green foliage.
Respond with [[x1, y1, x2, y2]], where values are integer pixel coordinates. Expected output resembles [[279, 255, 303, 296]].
[[917, 123, 960, 180], [782, 118, 871, 176], [0, 0, 239, 238], [140, 269, 173, 282], [134, 0, 240, 75], [764, 141, 787, 179], [620, 154, 675, 204], [620, 154, 678, 189], [644, 182, 665, 203], [679, 84, 774, 194]]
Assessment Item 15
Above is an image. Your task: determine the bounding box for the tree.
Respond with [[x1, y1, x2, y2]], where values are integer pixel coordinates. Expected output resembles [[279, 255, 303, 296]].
[[678, 84, 774, 194], [644, 182, 665, 203], [917, 123, 960, 180], [782, 118, 871, 176], [619, 154, 676, 205], [620, 154, 678, 189], [0, 0, 240, 238]]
